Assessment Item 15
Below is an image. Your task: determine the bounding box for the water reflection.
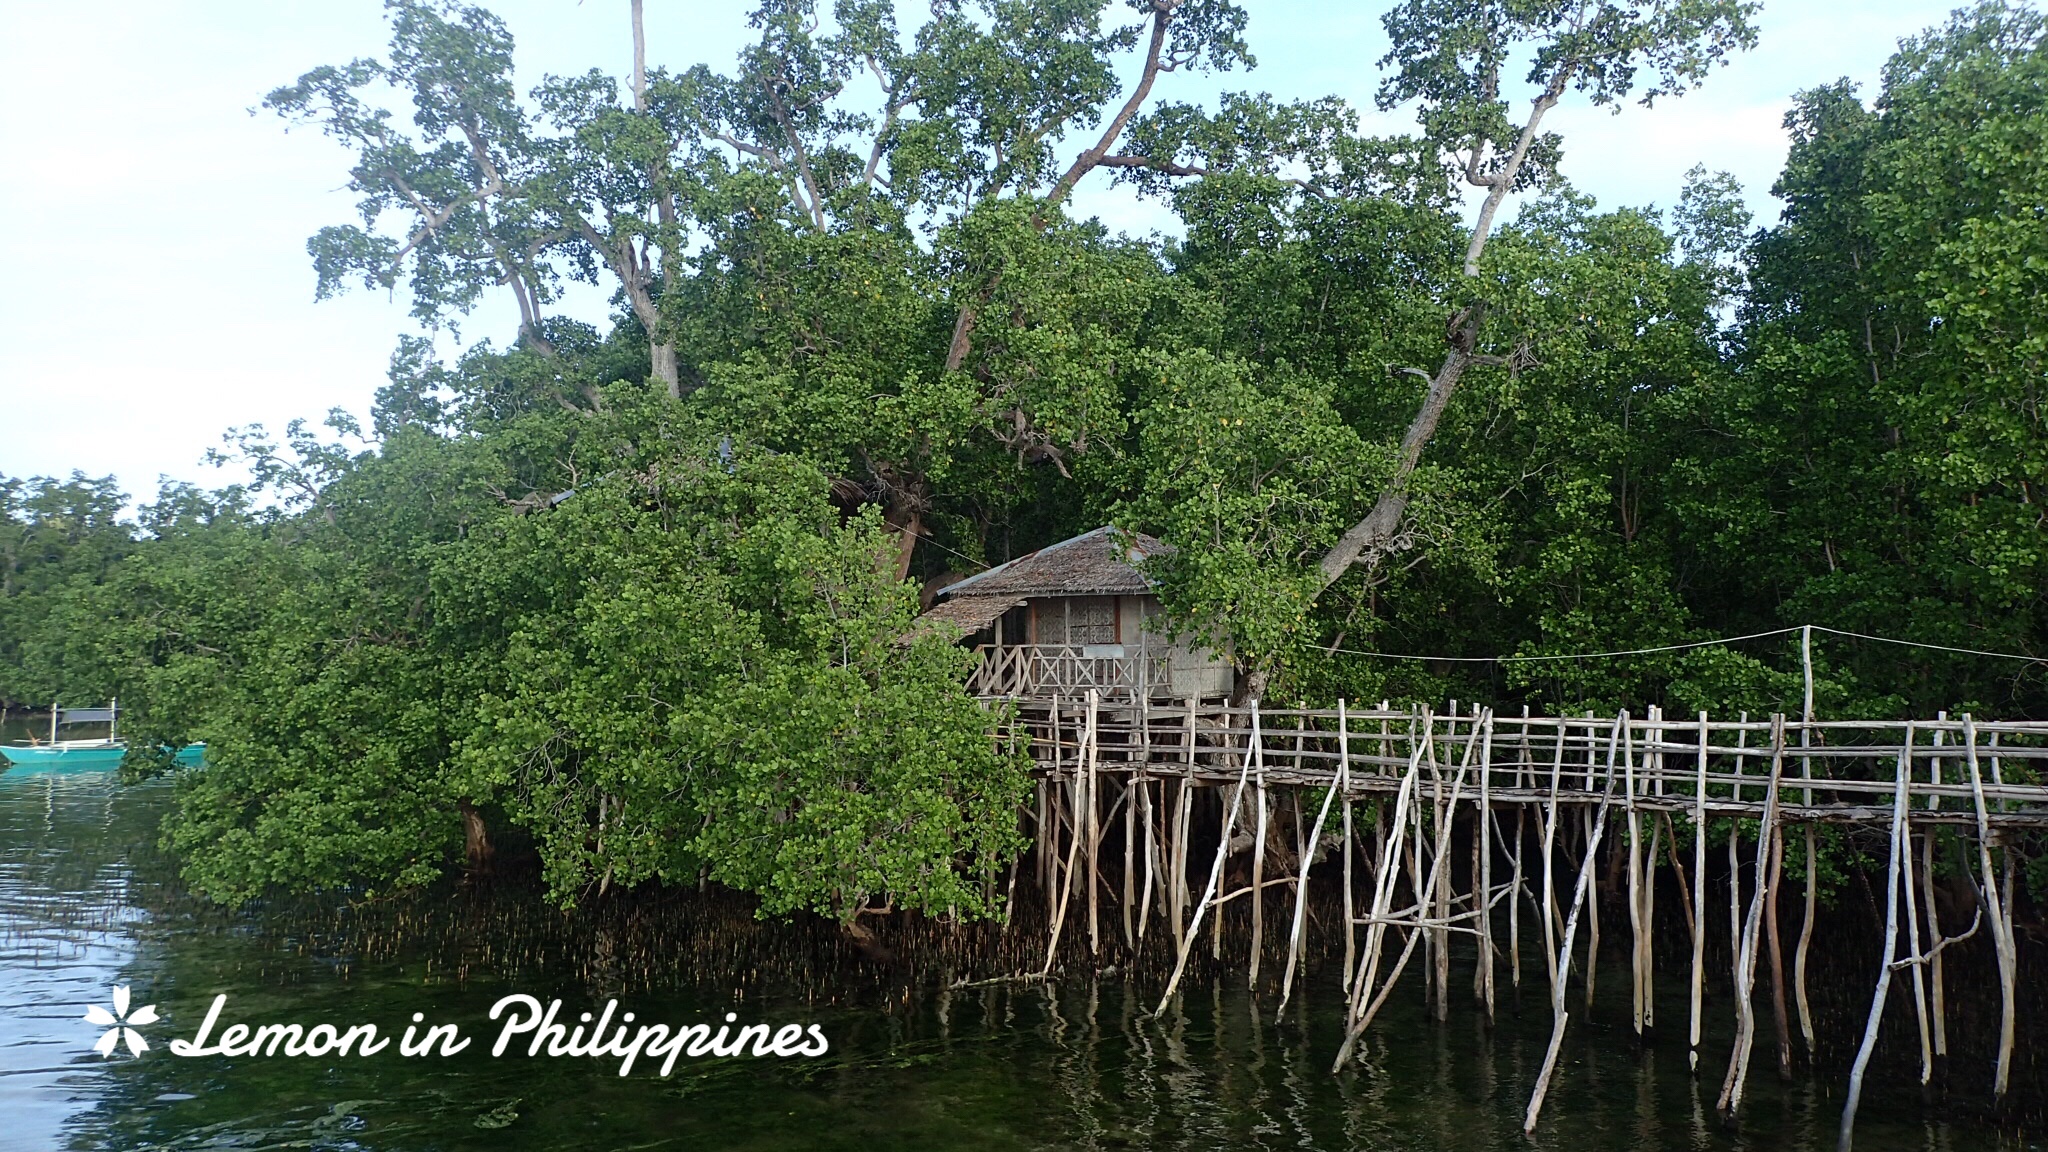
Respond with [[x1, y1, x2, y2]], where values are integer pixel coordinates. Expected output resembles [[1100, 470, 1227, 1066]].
[[0, 769, 2030, 1151], [0, 771, 150, 1150]]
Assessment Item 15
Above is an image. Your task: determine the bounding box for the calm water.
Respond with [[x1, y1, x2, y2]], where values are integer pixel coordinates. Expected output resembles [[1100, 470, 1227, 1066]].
[[0, 758, 2036, 1151]]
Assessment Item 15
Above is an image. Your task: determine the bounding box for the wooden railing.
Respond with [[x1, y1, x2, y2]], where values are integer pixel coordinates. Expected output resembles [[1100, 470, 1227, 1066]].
[[1001, 695, 2047, 1131], [1002, 698, 2048, 827], [968, 644, 1172, 699]]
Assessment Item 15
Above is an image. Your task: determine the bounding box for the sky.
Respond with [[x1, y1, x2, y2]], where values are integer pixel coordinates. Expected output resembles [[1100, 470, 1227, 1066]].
[[0, 0, 1968, 504]]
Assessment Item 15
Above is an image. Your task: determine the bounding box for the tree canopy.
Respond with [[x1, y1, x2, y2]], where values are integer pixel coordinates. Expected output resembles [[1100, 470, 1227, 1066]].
[[6, 0, 2046, 914]]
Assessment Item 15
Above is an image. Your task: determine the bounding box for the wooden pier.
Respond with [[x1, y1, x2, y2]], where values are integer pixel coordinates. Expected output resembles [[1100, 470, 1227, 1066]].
[[1005, 695, 2046, 1147]]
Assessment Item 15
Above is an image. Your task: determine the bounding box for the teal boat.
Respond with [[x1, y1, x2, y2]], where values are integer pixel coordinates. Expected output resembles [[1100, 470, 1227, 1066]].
[[0, 701, 204, 772]]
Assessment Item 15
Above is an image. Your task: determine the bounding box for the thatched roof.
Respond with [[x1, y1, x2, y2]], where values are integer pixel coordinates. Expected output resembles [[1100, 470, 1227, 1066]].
[[937, 526, 1169, 601], [917, 594, 1026, 635]]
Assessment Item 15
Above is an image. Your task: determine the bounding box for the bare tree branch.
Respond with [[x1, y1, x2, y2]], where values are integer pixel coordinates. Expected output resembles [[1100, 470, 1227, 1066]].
[[1042, 0, 1179, 213], [946, 0, 1184, 374]]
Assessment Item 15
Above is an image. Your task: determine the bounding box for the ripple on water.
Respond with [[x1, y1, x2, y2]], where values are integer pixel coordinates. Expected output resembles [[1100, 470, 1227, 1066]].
[[0, 770, 144, 1151]]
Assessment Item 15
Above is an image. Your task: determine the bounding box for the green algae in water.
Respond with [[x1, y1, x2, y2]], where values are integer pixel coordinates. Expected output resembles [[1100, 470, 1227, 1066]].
[[473, 1097, 520, 1129]]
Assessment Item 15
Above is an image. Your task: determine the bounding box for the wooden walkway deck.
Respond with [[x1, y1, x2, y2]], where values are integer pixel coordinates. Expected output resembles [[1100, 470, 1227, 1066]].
[[1011, 699, 2048, 822], [997, 695, 2042, 1147]]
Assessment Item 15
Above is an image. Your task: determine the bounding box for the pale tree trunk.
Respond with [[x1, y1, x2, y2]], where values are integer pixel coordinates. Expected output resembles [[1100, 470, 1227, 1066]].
[[1312, 70, 1570, 595], [579, 240, 679, 398], [911, 4, 1188, 591], [1234, 73, 1572, 700], [884, 499, 924, 583], [650, 342, 680, 397], [631, 0, 647, 108], [631, 0, 684, 397], [515, 317, 610, 413], [1317, 339, 1478, 587], [517, 321, 556, 358]]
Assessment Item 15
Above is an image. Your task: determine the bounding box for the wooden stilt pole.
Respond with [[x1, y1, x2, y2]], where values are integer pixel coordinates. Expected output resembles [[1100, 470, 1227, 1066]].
[[1961, 716, 2017, 1100], [1899, 820, 1934, 1084], [1059, 704, 1074, 911], [1728, 714, 1747, 1011], [1037, 700, 1096, 975], [1290, 785, 1306, 946], [1998, 842, 2018, 1091], [1139, 770, 1158, 943], [1718, 715, 1786, 1117], [1433, 712, 1452, 1019], [1177, 772, 1192, 949], [1541, 719, 1567, 999], [1280, 702, 1348, 1022], [1479, 709, 1496, 1020], [1796, 664, 1819, 1056], [1174, 697, 1196, 949], [1922, 829, 1947, 1064], [1690, 710, 1708, 1073], [1410, 711, 1431, 1011], [1342, 704, 1357, 994], [1036, 778, 1049, 894], [1525, 712, 1627, 1133], [1250, 723, 1268, 987], [1154, 701, 1262, 1013], [1511, 805, 1525, 991], [1642, 814, 1660, 1037], [1765, 811, 1793, 1078], [1045, 700, 1062, 896], [1212, 788, 1228, 959], [1332, 721, 1426, 1066], [1838, 726, 1915, 1152], [1086, 690, 1100, 958], [1470, 812, 1484, 1001], [1335, 710, 1476, 1067], [1512, 706, 1533, 999], [1054, 707, 1076, 943], [1123, 766, 1136, 952], [1928, 716, 1949, 1063], [1585, 805, 1600, 1013], [1153, 775, 1171, 929], [1644, 707, 1663, 1037], [1627, 715, 1646, 1039], [1367, 802, 1386, 983], [1794, 819, 1818, 1053], [1661, 813, 1696, 968]]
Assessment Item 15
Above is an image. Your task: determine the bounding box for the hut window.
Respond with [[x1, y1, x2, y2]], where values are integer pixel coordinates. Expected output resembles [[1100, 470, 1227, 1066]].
[[1068, 597, 1117, 645]]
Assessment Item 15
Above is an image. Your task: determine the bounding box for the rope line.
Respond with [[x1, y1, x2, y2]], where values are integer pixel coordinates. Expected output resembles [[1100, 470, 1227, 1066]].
[[1322, 625, 2044, 666], [1809, 625, 2046, 665]]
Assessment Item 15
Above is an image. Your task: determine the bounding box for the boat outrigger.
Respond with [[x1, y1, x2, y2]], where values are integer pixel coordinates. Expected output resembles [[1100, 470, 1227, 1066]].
[[0, 700, 204, 771]]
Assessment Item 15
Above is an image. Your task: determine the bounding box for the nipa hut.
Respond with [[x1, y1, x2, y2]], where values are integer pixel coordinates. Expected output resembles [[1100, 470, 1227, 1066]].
[[921, 526, 1233, 701]]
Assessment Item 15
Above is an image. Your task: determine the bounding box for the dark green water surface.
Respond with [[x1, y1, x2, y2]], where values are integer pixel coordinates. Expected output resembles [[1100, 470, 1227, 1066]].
[[0, 764, 2036, 1151]]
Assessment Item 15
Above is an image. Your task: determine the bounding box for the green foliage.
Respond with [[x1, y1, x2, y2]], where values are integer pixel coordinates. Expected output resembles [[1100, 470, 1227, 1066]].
[[0, 474, 137, 706], [133, 397, 1027, 917], [11, 0, 2047, 917], [1377, 0, 1760, 193], [1694, 0, 2048, 715], [1122, 349, 1385, 670], [438, 409, 1028, 916]]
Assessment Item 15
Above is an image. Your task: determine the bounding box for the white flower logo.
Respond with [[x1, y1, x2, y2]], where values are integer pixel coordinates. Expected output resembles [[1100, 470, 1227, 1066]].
[[83, 985, 157, 1057]]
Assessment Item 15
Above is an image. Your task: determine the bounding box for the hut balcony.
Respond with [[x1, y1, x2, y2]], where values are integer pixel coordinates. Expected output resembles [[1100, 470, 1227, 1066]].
[[919, 526, 1234, 704], [967, 642, 1175, 700]]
